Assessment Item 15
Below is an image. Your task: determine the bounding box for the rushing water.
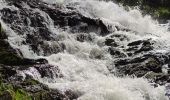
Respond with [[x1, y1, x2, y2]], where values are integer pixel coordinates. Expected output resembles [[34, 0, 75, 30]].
[[1, 0, 170, 100]]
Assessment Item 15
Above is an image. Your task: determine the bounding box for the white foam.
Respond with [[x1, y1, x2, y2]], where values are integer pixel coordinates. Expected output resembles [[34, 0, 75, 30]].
[[1, 0, 170, 99], [45, 53, 168, 100], [42, 0, 65, 4]]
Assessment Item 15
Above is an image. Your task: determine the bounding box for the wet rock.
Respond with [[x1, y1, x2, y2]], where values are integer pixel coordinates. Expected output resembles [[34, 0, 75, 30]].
[[32, 89, 79, 100], [105, 39, 119, 47], [40, 41, 64, 56], [90, 48, 104, 59], [0, 63, 77, 100], [0, 45, 24, 66], [0, 91, 13, 100], [0, 64, 16, 79], [108, 48, 126, 58], [42, 6, 110, 35], [110, 34, 129, 41], [115, 26, 131, 32], [1, 0, 111, 56], [76, 33, 93, 42], [34, 64, 63, 79], [127, 40, 144, 46], [144, 72, 170, 85], [115, 54, 163, 77], [126, 39, 154, 54]]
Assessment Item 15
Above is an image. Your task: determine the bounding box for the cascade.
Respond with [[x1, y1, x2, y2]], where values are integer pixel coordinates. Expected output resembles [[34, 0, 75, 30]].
[[0, 0, 170, 99]]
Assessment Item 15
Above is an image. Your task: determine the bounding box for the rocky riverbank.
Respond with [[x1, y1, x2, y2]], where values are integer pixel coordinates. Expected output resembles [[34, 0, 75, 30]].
[[0, 0, 170, 99]]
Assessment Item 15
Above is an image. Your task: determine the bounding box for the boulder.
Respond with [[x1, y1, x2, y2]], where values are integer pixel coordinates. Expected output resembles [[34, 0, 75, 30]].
[[34, 64, 63, 79], [114, 53, 167, 78], [108, 47, 126, 58], [126, 39, 154, 55]]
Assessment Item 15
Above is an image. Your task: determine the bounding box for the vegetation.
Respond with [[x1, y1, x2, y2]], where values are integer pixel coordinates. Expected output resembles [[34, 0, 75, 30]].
[[114, 0, 170, 21], [0, 23, 54, 100], [22, 79, 40, 86], [0, 79, 32, 100], [154, 7, 170, 19], [0, 75, 51, 100]]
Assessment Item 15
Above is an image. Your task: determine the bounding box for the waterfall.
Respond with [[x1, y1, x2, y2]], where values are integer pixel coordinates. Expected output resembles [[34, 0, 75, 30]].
[[0, 0, 170, 99]]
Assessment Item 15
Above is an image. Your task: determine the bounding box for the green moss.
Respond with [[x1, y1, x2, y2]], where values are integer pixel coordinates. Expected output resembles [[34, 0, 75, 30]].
[[154, 7, 170, 19], [32, 91, 47, 100], [15, 89, 32, 100], [32, 92, 41, 100], [115, 0, 170, 20], [23, 79, 40, 85], [0, 81, 32, 100], [144, 72, 163, 79]]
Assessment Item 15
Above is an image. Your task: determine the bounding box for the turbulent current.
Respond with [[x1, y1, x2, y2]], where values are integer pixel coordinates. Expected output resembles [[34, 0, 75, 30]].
[[1, 0, 170, 100]]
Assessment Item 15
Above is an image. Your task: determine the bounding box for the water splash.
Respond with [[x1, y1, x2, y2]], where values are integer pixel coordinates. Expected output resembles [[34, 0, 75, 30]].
[[1, 0, 170, 99]]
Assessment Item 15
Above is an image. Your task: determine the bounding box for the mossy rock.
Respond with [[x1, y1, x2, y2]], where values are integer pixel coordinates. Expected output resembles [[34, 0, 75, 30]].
[[145, 57, 162, 73], [0, 50, 23, 66], [0, 24, 23, 66], [144, 72, 163, 79], [15, 89, 32, 100], [0, 81, 32, 100], [32, 91, 49, 100], [0, 23, 25, 66], [22, 79, 40, 86], [0, 90, 13, 100]]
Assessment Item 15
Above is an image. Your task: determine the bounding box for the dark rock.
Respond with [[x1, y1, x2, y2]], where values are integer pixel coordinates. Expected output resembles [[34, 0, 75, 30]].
[[145, 72, 170, 85], [115, 26, 131, 32], [40, 41, 64, 56], [110, 34, 129, 41], [34, 64, 63, 79], [76, 33, 93, 42], [126, 39, 154, 55], [0, 64, 16, 79], [1, 0, 111, 56], [114, 54, 163, 77], [125, 39, 154, 56], [35, 58, 48, 64], [127, 40, 146, 46], [105, 39, 119, 47], [32, 89, 79, 100], [108, 48, 126, 58], [21, 58, 48, 65], [0, 91, 13, 100], [0, 49, 23, 66], [41, 5, 110, 36]]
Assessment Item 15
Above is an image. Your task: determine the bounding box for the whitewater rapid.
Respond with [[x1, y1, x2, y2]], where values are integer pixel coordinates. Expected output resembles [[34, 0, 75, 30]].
[[1, 0, 170, 100]]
